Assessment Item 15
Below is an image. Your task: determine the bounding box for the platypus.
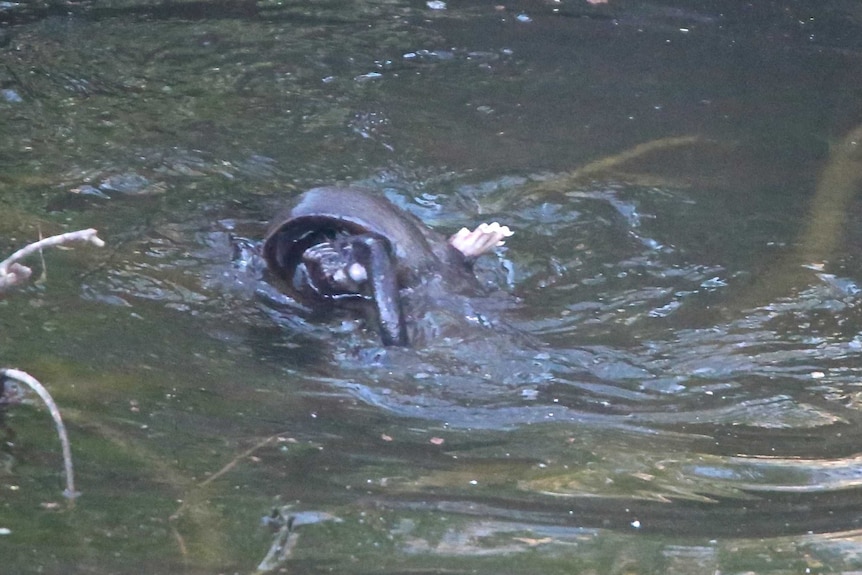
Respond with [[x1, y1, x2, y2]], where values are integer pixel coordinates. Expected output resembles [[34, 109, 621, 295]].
[[262, 187, 512, 345]]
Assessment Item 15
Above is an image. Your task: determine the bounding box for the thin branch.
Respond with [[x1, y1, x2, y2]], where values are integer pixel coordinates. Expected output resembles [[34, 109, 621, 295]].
[[0, 228, 105, 291], [0, 369, 79, 503]]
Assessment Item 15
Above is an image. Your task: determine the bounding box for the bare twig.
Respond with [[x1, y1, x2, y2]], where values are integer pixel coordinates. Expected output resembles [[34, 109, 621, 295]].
[[0, 228, 105, 291], [0, 369, 79, 502], [0, 229, 102, 500]]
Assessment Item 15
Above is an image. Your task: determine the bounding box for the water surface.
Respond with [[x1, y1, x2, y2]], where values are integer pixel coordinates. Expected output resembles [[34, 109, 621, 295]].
[[3, 1, 862, 573]]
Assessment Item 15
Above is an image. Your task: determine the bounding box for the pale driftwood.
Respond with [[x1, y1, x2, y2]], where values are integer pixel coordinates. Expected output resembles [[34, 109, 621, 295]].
[[0, 228, 105, 291], [1, 369, 79, 502], [0, 229, 102, 502]]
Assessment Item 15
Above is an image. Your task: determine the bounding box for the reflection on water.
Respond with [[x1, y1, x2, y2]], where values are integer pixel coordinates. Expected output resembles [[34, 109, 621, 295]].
[[3, 0, 862, 573]]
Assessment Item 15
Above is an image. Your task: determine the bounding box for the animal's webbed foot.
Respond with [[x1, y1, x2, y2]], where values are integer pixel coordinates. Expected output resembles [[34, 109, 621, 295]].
[[448, 222, 513, 259]]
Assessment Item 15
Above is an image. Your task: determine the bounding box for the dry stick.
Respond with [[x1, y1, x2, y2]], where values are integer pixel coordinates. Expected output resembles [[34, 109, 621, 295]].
[[0, 230, 104, 501], [0, 228, 105, 291], [1, 369, 79, 501]]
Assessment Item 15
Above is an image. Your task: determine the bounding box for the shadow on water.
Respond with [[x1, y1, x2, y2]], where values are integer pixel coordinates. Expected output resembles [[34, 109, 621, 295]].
[[3, 0, 862, 573]]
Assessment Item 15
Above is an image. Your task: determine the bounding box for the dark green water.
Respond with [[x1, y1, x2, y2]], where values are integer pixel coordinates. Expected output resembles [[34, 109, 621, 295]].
[[3, 1, 862, 573]]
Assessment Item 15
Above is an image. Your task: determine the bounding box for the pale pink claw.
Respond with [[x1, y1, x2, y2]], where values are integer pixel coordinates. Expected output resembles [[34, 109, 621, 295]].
[[448, 221, 513, 259]]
